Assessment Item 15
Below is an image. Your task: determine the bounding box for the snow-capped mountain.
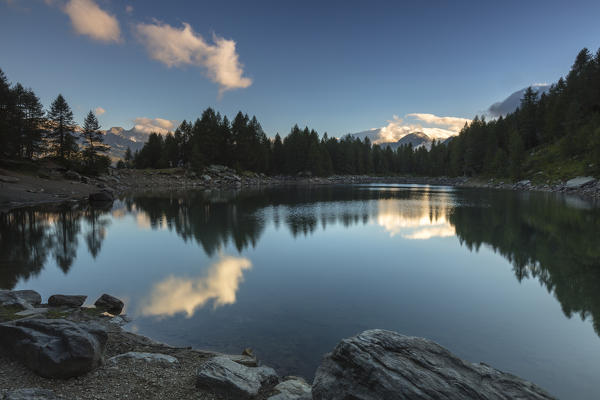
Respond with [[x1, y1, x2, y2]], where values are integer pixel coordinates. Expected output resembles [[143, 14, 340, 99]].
[[380, 132, 433, 150], [101, 127, 147, 161], [347, 130, 440, 150], [487, 84, 551, 117]]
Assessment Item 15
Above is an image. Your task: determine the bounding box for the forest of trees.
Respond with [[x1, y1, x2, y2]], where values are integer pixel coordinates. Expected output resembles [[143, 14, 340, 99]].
[[132, 47, 600, 180], [3, 46, 599, 180], [444, 47, 600, 179], [0, 68, 109, 174]]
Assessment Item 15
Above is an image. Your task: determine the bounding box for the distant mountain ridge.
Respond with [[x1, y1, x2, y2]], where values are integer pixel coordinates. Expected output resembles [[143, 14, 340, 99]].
[[101, 127, 148, 161], [487, 84, 551, 117], [100, 85, 550, 162], [347, 130, 441, 150]]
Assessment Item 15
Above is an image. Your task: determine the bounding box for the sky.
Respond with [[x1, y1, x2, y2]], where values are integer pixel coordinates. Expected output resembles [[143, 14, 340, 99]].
[[1, 0, 600, 141]]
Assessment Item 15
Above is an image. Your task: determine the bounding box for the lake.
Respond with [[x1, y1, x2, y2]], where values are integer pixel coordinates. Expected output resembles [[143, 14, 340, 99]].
[[2, 184, 599, 399]]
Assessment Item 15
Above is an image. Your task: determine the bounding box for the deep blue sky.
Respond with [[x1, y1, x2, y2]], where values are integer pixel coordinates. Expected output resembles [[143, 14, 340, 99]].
[[1, 0, 599, 137]]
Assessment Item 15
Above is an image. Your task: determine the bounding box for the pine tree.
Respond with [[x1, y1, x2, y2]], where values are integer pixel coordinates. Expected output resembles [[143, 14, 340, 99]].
[[47, 94, 77, 161], [270, 133, 284, 174], [0, 68, 16, 156], [81, 110, 108, 172], [519, 87, 540, 148], [508, 129, 525, 180], [20, 88, 46, 158]]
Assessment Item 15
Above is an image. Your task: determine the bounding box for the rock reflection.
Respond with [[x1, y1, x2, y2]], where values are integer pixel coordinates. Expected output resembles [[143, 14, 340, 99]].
[[140, 254, 252, 318]]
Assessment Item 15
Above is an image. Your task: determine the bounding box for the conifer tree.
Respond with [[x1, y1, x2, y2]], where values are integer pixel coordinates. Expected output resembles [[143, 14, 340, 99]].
[[47, 94, 77, 161]]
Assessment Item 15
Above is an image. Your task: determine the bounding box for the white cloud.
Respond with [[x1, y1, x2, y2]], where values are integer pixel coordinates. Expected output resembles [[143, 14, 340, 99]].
[[94, 106, 105, 115], [135, 21, 252, 94], [62, 0, 121, 43], [133, 117, 177, 135], [140, 255, 252, 318], [373, 113, 472, 144], [406, 113, 471, 132]]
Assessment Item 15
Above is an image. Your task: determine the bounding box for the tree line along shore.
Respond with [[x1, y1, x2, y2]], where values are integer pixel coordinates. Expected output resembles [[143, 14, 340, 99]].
[[2, 47, 600, 184]]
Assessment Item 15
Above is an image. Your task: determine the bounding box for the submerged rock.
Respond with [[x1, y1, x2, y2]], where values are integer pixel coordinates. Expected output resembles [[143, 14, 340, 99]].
[[48, 294, 87, 307], [312, 329, 555, 400], [196, 355, 278, 399], [0, 318, 107, 379], [94, 293, 124, 315]]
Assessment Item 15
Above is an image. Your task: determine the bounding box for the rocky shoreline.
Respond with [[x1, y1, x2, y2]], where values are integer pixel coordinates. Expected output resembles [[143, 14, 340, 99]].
[[1, 162, 598, 212], [0, 289, 556, 399]]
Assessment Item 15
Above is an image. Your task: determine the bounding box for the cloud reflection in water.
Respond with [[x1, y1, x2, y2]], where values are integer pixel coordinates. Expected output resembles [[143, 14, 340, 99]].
[[376, 198, 455, 240], [140, 254, 252, 318]]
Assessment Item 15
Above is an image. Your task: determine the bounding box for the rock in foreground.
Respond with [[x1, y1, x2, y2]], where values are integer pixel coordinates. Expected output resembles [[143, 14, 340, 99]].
[[196, 355, 278, 399], [94, 293, 124, 314], [0, 318, 107, 379], [48, 294, 86, 307], [312, 329, 555, 400], [0, 290, 42, 310], [268, 377, 312, 400]]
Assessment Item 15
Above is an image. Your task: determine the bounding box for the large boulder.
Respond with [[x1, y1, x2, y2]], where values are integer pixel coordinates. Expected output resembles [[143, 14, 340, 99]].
[[0, 318, 107, 379], [565, 176, 596, 189], [48, 294, 87, 307], [94, 293, 124, 315], [0, 290, 42, 310], [312, 329, 555, 400], [196, 355, 279, 399]]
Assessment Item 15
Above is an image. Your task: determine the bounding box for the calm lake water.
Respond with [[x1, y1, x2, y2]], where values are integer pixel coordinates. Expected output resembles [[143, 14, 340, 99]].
[[2, 185, 600, 399]]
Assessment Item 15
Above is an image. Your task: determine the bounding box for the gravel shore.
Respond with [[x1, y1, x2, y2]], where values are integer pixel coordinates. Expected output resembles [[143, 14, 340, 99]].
[[1, 162, 598, 212]]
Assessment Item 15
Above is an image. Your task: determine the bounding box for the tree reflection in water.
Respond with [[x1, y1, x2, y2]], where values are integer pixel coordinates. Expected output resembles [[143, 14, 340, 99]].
[[1, 186, 599, 334]]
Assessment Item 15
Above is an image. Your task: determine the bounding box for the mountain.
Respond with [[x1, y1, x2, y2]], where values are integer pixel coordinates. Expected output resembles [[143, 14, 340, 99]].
[[487, 84, 551, 117], [380, 132, 433, 150], [102, 127, 148, 161], [347, 129, 382, 142], [347, 129, 455, 151]]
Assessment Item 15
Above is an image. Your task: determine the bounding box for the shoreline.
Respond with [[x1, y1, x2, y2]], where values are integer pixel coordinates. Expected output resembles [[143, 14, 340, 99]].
[[1, 163, 598, 212], [0, 290, 556, 400]]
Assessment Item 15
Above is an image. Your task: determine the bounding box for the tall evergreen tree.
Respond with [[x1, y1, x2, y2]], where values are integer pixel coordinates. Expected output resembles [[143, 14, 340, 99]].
[[47, 94, 77, 160], [81, 110, 108, 172]]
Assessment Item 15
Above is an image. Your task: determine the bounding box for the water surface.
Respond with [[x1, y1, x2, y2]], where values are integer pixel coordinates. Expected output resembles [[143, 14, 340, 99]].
[[2, 185, 599, 399]]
